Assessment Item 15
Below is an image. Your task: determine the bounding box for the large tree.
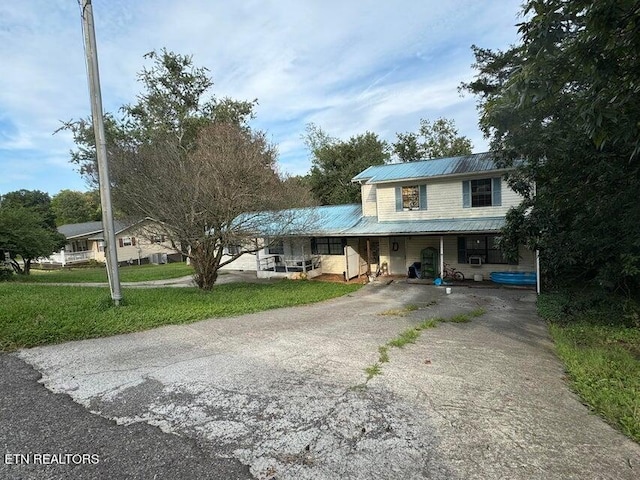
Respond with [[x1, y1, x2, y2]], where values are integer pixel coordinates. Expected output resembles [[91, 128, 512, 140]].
[[393, 117, 473, 162], [0, 191, 66, 274], [463, 0, 640, 294], [63, 49, 311, 289], [305, 124, 390, 205], [51, 189, 102, 226]]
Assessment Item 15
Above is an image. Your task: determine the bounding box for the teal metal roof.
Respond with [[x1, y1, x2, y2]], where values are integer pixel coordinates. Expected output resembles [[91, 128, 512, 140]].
[[343, 216, 505, 236], [252, 204, 503, 237], [352, 152, 506, 184]]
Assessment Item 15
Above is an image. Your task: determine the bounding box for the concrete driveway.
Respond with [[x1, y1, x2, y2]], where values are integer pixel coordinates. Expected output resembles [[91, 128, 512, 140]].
[[14, 282, 640, 479]]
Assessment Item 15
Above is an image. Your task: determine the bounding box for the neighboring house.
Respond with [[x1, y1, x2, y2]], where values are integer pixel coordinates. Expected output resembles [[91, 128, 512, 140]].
[[41, 218, 179, 266], [222, 152, 535, 280]]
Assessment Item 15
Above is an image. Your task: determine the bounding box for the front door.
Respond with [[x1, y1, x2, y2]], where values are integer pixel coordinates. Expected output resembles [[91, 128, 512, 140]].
[[389, 237, 406, 275]]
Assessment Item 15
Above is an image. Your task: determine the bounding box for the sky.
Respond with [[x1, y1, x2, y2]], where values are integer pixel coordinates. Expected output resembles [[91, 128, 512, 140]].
[[0, 0, 524, 197]]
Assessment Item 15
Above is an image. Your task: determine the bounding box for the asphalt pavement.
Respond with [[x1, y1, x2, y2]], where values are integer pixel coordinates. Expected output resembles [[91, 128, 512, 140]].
[[4, 280, 640, 479]]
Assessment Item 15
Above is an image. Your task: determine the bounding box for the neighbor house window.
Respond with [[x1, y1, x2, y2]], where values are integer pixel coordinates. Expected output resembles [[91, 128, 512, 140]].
[[118, 237, 136, 247], [150, 235, 166, 244], [311, 237, 345, 255], [462, 178, 502, 208], [457, 235, 513, 264], [226, 245, 241, 255], [395, 185, 427, 211]]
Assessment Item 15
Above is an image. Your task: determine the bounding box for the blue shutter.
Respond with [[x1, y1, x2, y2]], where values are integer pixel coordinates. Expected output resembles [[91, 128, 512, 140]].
[[462, 181, 471, 208], [492, 177, 502, 206], [419, 184, 427, 210], [395, 187, 402, 212]]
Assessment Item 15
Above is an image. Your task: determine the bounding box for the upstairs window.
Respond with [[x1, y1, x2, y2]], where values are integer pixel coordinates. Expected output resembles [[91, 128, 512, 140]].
[[462, 178, 502, 208], [402, 186, 420, 210], [395, 185, 427, 211], [471, 179, 492, 207]]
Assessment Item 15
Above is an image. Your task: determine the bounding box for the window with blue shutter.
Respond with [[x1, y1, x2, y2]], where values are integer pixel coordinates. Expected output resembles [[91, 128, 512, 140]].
[[462, 181, 471, 208], [492, 177, 502, 206], [464, 178, 502, 207], [419, 184, 427, 210]]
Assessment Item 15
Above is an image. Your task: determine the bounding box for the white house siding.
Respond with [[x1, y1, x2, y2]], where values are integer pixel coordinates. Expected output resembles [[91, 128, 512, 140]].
[[375, 175, 522, 222], [361, 183, 378, 217], [116, 236, 176, 263]]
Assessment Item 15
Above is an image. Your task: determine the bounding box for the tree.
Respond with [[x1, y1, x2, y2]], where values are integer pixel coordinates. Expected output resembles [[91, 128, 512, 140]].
[[393, 117, 473, 162], [110, 123, 313, 289], [63, 49, 312, 290], [61, 49, 257, 186], [51, 190, 102, 226], [0, 191, 66, 274], [305, 124, 390, 205], [463, 0, 640, 294]]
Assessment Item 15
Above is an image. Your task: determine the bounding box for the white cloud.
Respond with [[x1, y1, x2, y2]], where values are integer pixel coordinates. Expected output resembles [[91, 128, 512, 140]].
[[0, 0, 522, 193]]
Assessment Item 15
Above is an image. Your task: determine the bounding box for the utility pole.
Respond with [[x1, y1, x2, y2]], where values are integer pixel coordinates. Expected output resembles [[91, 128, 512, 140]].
[[80, 0, 122, 305]]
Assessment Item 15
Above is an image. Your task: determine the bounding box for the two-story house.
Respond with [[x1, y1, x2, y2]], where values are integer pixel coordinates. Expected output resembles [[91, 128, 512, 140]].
[[223, 152, 535, 280]]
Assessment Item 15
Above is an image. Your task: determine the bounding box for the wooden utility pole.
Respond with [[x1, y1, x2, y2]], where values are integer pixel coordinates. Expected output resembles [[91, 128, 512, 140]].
[[80, 0, 122, 305]]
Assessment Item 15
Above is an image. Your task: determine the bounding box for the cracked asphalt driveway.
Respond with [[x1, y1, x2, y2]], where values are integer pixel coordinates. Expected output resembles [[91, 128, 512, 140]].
[[10, 282, 640, 479]]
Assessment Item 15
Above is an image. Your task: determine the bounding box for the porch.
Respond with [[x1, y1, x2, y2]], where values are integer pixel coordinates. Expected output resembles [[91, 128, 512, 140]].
[[40, 250, 97, 266], [256, 254, 322, 279]]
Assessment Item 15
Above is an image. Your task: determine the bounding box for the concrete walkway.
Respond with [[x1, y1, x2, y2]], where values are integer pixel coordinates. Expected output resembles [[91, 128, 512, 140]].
[[13, 282, 640, 479]]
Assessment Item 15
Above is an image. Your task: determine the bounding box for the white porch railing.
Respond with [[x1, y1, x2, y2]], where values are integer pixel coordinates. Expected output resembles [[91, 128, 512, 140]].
[[42, 250, 96, 266], [258, 255, 321, 272]]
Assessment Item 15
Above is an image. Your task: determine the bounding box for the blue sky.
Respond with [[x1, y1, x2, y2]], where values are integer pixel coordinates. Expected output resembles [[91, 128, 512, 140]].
[[0, 0, 523, 197]]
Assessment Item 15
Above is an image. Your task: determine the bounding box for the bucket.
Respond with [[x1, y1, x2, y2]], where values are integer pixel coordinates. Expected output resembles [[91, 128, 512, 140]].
[[473, 274, 483, 282], [445, 287, 452, 294]]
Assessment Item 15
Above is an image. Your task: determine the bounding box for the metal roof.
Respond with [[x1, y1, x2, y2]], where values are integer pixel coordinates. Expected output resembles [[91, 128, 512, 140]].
[[352, 152, 508, 184], [343, 216, 505, 236], [254, 203, 503, 237]]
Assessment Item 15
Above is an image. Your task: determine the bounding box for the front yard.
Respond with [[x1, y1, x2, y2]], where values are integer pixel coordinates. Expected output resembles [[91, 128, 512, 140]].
[[14, 262, 194, 283], [0, 281, 361, 352]]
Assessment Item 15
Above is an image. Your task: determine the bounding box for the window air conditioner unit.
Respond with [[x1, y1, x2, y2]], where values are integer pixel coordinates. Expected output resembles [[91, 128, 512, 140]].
[[469, 256, 482, 266]]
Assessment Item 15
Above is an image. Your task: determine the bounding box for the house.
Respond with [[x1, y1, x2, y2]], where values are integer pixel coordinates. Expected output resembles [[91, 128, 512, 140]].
[[222, 152, 535, 280], [41, 218, 180, 267]]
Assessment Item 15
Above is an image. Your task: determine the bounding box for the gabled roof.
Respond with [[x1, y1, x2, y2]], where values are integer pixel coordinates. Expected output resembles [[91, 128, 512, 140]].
[[58, 219, 138, 240], [352, 152, 508, 184], [58, 221, 105, 239]]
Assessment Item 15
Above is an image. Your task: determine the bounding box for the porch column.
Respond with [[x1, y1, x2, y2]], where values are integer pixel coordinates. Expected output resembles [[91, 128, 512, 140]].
[[439, 236, 444, 278], [255, 238, 261, 271]]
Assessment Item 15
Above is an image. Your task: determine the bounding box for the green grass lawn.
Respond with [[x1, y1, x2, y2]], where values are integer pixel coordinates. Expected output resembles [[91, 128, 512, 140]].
[[538, 292, 640, 443], [0, 280, 361, 352], [16, 262, 195, 283]]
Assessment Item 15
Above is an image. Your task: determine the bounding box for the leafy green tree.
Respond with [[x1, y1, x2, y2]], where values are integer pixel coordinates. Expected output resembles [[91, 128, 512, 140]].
[[51, 190, 101, 226], [463, 0, 640, 294], [305, 124, 390, 204], [62, 49, 310, 290], [393, 118, 473, 162], [0, 191, 66, 274], [61, 48, 257, 185]]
